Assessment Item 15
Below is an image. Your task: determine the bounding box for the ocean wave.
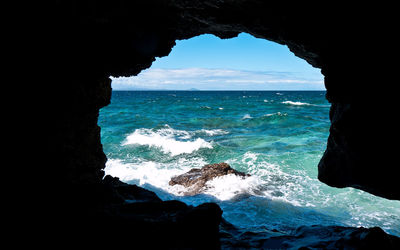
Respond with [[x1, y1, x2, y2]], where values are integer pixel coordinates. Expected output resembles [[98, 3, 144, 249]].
[[196, 129, 229, 136], [107, 150, 310, 204], [106, 151, 400, 227], [225, 152, 313, 207], [282, 101, 330, 107], [240, 112, 288, 125], [104, 158, 203, 195], [202, 174, 264, 200], [282, 101, 312, 106], [242, 114, 253, 120], [122, 125, 212, 156], [263, 112, 287, 117], [104, 155, 400, 235], [104, 157, 264, 201]]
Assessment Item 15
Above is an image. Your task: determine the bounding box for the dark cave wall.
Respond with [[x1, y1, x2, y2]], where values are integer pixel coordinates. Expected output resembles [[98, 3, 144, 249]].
[[46, 0, 399, 200], [48, 77, 111, 185]]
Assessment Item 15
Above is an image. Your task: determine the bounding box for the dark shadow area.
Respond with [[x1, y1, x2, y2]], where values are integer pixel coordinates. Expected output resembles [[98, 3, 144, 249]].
[[33, 1, 400, 249]]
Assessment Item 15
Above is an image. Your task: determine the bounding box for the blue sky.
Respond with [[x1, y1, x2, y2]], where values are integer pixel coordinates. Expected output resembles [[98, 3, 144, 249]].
[[112, 33, 324, 90]]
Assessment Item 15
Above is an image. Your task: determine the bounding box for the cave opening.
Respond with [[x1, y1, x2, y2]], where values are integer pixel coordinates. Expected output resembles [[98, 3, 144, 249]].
[[98, 33, 400, 236]]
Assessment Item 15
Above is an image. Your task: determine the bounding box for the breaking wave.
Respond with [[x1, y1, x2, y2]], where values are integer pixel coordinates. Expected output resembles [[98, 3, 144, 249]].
[[282, 101, 312, 106], [123, 125, 213, 156]]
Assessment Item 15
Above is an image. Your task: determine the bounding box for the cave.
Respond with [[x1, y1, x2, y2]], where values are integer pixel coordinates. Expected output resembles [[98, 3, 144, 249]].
[[38, 1, 399, 249]]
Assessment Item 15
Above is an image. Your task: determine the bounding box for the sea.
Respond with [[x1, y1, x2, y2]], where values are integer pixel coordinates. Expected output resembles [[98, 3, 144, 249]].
[[99, 90, 400, 236]]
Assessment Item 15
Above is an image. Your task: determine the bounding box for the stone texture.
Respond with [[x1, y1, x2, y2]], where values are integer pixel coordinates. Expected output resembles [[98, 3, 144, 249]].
[[169, 162, 250, 195], [318, 102, 399, 200], [33, 0, 400, 248], [42, 0, 398, 200], [221, 224, 400, 249], [60, 176, 223, 248]]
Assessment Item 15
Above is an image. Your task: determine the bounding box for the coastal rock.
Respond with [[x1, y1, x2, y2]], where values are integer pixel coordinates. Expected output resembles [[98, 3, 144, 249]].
[[64, 176, 223, 248], [318, 102, 399, 200], [44, 0, 398, 203], [220, 224, 400, 249], [102, 177, 223, 248], [36, 0, 400, 248], [169, 163, 250, 195], [102, 175, 162, 203]]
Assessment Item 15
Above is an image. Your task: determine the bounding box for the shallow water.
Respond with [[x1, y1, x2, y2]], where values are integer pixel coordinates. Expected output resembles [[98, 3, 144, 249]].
[[99, 91, 400, 236]]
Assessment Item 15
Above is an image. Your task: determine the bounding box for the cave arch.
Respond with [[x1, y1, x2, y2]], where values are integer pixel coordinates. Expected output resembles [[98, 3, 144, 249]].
[[33, 1, 400, 248], [47, 1, 399, 215]]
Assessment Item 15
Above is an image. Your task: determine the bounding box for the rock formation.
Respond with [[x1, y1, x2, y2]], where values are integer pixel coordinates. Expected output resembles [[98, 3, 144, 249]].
[[220, 223, 400, 249], [32, 0, 400, 248], [66, 175, 223, 248], [42, 0, 399, 201], [169, 162, 250, 195]]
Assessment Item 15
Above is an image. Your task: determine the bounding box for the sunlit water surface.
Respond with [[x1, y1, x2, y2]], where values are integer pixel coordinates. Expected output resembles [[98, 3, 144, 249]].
[[99, 91, 400, 236]]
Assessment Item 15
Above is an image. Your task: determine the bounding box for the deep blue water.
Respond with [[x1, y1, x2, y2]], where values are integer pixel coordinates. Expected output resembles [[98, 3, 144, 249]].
[[99, 91, 400, 236]]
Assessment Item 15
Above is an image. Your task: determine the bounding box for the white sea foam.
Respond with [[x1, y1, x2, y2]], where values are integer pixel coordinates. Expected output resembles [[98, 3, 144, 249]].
[[282, 101, 311, 106], [104, 157, 262, 200], [225, 152, 313, 207], [281, 101, 331, 108], [123, 125, 212, 156], [242, 114, 252, 120], [264, 112, 287, 117], [107, 148, 315, 206], [203, 174, 264, 200], [105, 158, 206, 196], [197, 129, 229, 136], [105, 157, 264, 201]]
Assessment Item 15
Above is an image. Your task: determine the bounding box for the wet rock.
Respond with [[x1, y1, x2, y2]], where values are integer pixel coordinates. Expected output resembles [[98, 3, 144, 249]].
[[64, 176, 223, 249], [220, 224, 400, 249], [96, 182, 223, 249], [37, 0, 400, 248], [169, 162, 250, 195], [102, 175, 161, 203]]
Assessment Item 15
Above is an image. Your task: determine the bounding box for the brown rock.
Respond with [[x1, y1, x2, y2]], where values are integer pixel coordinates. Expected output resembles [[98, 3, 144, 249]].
[[169, 163, 250, 195]]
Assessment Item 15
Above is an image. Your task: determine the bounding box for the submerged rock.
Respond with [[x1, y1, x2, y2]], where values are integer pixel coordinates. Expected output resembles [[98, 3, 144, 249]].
[[169, 162, 250, 195]]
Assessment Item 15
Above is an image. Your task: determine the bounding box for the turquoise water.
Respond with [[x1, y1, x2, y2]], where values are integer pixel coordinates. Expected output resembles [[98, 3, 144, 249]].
[[99, 91, 400, 236]]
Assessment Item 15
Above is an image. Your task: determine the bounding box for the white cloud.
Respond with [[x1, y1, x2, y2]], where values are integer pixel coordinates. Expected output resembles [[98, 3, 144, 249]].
[[111, 68, 324, 90]]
